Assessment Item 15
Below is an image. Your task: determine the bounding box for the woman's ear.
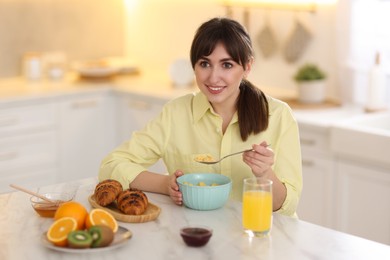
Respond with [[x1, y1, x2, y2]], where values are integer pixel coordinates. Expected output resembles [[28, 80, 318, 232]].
[[243, 57, 254, 78]]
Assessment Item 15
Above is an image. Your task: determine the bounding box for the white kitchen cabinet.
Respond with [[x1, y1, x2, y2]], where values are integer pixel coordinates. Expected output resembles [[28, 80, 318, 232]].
[[296, 123, 335, 229], [0, 100, 58, 193], [58, 92, 116, 182], [0, 101, 57, 136], [334, 159, 390, 245], [117, 93, 167, 173]]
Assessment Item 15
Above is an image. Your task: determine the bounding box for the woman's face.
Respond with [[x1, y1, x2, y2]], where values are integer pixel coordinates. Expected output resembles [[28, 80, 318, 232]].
[[194, 42, 252, 112]]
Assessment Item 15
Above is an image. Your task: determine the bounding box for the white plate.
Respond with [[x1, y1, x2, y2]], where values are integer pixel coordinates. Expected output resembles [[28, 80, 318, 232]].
[[73, 63, 120, 78], [104, 57, 138, 74], [77, 67, 120, 77], [73, 58, 138, 78], [41, 226, 132, 253]]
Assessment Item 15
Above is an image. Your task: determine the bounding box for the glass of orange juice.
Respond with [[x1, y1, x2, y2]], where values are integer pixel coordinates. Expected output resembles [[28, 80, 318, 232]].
[[242, 177, 273, 237]]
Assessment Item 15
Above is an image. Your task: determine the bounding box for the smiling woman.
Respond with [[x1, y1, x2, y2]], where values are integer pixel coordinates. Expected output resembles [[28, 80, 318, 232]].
[[99, 17, 302, 217]]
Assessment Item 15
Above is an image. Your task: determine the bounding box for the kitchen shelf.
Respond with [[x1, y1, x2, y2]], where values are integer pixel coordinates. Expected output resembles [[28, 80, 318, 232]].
[[282, 98, 341, 110], [222, 1, 317, 14]]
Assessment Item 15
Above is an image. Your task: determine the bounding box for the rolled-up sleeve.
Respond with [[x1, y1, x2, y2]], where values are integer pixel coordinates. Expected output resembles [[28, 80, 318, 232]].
[[272, 106, 302, 217]]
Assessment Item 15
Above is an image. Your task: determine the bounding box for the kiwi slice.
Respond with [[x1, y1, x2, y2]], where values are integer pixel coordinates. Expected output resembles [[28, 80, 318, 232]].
[[67, 230, 93, 248], [89, 225, 114, 248]]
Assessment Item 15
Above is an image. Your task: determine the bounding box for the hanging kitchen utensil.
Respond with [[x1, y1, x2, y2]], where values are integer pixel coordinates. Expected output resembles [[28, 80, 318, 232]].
[[283, 16, 312, 63], [256, 13, 278, 58]]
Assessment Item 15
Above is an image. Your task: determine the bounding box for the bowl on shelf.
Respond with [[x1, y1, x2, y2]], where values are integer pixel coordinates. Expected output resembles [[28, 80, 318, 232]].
[[180, 226, 213, 247], [177, 173, 232, 210], [30, 192, 74, 218]]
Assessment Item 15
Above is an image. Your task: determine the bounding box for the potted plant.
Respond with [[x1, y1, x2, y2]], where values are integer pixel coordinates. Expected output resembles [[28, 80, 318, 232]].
[[293, 63, 327, 103]]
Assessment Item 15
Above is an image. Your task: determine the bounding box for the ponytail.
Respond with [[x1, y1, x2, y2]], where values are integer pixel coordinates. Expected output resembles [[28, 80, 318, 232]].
[[237, 80, 269, 141]]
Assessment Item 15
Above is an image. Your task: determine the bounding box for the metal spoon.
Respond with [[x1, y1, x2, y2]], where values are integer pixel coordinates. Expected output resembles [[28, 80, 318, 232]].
[[195, 149, 252, 164], [195, 144, 271, 165], [195, 149, 253, 165]]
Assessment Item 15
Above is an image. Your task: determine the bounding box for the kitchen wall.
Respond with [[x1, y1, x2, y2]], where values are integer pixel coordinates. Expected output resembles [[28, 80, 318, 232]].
[[124, 0, 339, 101], [338, 0, 390, 106], [2, 0, 385, 106], [0, 0, 125, 78]]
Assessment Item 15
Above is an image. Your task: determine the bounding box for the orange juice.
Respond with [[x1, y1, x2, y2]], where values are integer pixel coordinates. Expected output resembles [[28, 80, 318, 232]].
[[242, 190, 272, 233]]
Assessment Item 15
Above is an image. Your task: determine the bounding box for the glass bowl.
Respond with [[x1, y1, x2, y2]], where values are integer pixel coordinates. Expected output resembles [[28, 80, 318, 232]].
[[30, 192, 74, 218], [180, 226, 213, 247]]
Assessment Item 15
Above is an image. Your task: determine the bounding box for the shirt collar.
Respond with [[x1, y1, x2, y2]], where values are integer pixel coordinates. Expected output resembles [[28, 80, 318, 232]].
[[193, 92, 238, 124]]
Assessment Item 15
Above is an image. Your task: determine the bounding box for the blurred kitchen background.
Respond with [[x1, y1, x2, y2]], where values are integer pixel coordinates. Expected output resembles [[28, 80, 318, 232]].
[[1, 0, 390, 246], [0, 0, 389, 106]]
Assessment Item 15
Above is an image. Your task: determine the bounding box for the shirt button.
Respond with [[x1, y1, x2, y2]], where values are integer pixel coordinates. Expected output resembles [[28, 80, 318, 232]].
[[216, 128, 220, 133]]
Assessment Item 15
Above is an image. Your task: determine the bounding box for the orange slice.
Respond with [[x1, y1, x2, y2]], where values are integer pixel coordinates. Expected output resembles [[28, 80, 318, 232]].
[[47, 217, 78, 247], [85, 208, 118, 233]]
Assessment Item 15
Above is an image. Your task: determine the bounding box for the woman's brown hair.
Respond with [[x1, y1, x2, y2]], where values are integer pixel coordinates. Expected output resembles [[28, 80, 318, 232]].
[[190, 17, 269, 141]]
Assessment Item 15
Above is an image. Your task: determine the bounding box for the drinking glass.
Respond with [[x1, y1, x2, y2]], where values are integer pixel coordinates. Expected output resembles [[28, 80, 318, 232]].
[[242, 177, 273, 237]]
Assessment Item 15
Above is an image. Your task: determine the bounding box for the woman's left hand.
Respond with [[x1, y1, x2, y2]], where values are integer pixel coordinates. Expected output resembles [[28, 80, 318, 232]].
[[243, 141, 274, 177], [168, 170, 184, 206]]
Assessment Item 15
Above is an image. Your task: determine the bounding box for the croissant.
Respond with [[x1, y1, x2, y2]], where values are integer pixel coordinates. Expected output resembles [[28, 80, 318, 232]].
[[117, 189, 148, 215], [94, 179, 123, 207]]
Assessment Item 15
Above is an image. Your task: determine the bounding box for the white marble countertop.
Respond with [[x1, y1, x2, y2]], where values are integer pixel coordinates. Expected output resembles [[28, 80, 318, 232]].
[[0, 72, 197, 103], [0, 73, 367, 127], [0, 177, 389, 260]]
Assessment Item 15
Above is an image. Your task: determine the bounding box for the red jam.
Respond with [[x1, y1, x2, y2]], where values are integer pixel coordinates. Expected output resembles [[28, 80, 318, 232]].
[[180, 227, 212, 247]]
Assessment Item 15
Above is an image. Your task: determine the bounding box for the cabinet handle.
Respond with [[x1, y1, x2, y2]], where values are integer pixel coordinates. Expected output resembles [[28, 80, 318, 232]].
[[71, 100, 98, 109], [302, 159, 314, 167], [127, 100, 151, 110], [0, 117, 19, 127], [0, 151, 19, 161], [300, 139, 316, 146]]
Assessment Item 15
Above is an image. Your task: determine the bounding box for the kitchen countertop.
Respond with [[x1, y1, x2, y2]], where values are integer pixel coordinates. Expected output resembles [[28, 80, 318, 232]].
[[0, 72, 196, 103], [0, 177, 389, 260], [0, 73, 366, 125]]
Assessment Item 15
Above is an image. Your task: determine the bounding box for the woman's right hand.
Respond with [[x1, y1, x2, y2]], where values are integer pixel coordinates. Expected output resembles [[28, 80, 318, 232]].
[[168, 170, 184, 205]]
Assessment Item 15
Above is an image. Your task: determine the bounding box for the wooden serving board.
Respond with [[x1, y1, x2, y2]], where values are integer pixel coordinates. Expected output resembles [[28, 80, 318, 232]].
[[88, 195, 161, 223]]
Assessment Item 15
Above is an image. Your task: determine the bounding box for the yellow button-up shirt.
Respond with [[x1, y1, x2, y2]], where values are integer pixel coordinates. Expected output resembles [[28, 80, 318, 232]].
[[99, 91, 302, 216]]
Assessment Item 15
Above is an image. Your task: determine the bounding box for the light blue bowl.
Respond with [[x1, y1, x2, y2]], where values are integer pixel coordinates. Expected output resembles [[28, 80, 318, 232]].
[[177, 173, 232, 211]]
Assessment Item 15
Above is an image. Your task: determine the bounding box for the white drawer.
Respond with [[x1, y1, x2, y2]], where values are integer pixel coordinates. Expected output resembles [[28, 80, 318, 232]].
[[299, 128, 330, 152], [0, 132, 57, 171], [0, 167, 57, 194], [0, 102, 57, 136]]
